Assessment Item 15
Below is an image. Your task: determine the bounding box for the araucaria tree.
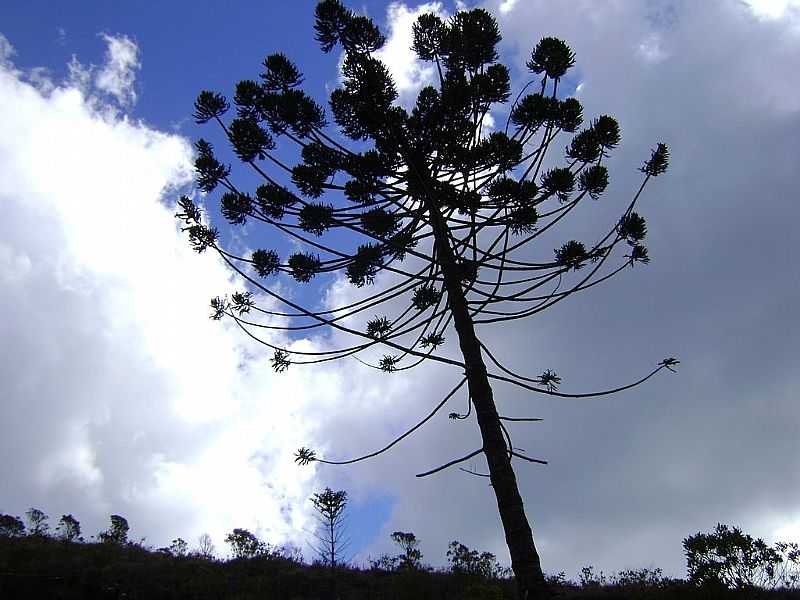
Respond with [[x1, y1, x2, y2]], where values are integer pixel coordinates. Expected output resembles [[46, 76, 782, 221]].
[[178, 1, 676, 597], [310, 487, 350, 569]]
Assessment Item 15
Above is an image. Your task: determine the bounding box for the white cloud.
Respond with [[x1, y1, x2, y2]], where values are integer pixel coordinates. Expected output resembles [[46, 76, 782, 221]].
[[0, 33, 16, 71], [0, 41, 324, 554], [375, 2, 447, 106], [95, 33, 140, 107], [743, 0, 800, 19], [499, 0, 518, 14], [637, 33, 667, 63], [66, 54, 92, 93]]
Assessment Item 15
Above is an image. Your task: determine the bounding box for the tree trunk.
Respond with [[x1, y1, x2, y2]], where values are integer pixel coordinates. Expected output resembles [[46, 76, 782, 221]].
[[423, 194, 549, 600]]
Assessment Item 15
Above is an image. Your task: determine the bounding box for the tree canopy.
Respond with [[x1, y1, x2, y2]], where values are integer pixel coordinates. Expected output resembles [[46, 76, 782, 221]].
[[178, 2, 675, 597]]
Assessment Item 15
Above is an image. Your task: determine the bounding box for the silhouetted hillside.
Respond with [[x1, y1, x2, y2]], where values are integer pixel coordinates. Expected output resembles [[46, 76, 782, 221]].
[[2, 533, 800, 600]]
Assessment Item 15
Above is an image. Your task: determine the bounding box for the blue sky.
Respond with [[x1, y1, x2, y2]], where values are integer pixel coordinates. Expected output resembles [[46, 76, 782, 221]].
[[1, 0, 800, 580], [0, 1, 420, 131]]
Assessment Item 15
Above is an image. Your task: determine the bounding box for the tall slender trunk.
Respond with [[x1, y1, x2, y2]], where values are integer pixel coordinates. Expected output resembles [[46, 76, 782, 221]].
[[329, 519, 337, 600], [423, 192, 549, 600]]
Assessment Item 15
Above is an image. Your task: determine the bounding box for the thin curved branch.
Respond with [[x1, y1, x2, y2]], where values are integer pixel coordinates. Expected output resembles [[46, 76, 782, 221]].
[[416, 448, 483, 478], [509, 451, 547, 465], [486, 363, 671, 399], [311, 377, 467, 466], [459, 467, 491, 479]]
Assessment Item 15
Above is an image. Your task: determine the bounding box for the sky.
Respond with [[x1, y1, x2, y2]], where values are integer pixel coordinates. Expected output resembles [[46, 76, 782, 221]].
[[0, 0, 799, 580]]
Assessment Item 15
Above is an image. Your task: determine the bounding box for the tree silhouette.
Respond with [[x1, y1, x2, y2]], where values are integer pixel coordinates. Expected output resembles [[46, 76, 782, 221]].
[[391, 531, 424, 571], [196, 532, 216, 559], [309, 487, 350, 569], [160, 537, 189, 557], [25, 507, 50, 537], [98, 514, 129, 545], [447, 540, 510, 580], [309, 488, 350, 600], [684, 524, 800, 590], [56, 514, 82, 543], [178, 1, 676, 597], [225, 528, 264, 559], [0, 514, 25, 538]]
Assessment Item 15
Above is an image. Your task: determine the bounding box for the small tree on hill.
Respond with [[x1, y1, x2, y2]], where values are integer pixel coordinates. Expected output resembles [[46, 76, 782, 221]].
[[56, 514, 82, 542], [25, 507, 50, 537], [0, 514, 25, 538], [160, 537, 189, 557], [309, 489, 349, 600], [391, 531, 424, 571], [310, 487, 350, 569], [98, 514, 129, 545], [225, 528, 264, 559], [196, 532, 216, 559], [178, 1, 676, 597]]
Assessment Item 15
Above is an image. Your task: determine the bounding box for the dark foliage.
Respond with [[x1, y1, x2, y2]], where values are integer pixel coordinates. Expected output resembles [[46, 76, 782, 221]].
[[0, 534, 512, 600], [298, 202, 335, 236], [527, 37, 575, 79], [220, 191, 252, 225], [684, 524, 800, 590], [261, 53, 304, 92], [1, 523, 798, 600], [346, 244, 384, 287], [366, 315, 392, 339], [56, 515, 82, 543], [25, 509, 49, 537], [193, 139, 229, 193], [0, 514, 25, 538], [255, 182, 296, 219], [192, 91, 229, 124], [229, 117, 274, 163], [249, 248, 278, 277], [287, 252, 321, 283], [554, 240, 588, 271], [97, 515, 129, 545], [579, 165, 610, 199]]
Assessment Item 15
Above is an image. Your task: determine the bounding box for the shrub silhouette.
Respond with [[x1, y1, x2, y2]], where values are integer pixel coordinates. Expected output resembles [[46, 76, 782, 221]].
[[684, 523, 800, 590], [97, 514, 129, 545], [158, 537, 189, 557], [0, 513, 25, 538], [0, 513, 798, 599], [447, 540, 510, 580]]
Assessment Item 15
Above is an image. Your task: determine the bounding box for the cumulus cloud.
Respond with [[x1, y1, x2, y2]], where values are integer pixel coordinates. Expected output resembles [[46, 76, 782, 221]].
[[59, 33, 141, 110], [0, 40, 325, 553]]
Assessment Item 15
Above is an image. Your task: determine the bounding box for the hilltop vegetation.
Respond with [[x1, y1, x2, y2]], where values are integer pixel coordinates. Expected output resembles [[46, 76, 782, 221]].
[[1, 509, 799, 599]]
